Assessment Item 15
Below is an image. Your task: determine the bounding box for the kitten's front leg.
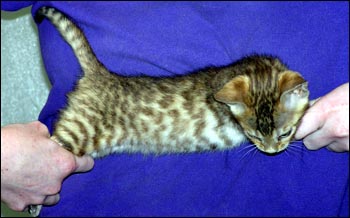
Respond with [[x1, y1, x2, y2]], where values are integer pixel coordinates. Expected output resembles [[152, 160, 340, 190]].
[[309, 97, 321, 106], [28, 205, 42, 217]]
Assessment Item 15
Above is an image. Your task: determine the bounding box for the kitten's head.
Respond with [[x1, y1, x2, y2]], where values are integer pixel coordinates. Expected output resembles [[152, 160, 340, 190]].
[[214, 57, 309, 154]]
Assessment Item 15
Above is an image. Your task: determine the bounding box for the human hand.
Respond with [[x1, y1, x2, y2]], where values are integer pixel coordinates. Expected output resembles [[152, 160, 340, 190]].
[[1, 121, 94, 211], [295, 83, 349, 152]]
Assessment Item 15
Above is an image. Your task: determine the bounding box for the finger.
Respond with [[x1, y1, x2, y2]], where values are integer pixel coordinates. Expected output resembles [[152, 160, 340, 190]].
[[30, 121, 50, 137], [326, 138, 349, 152], [43, 194, 60, 205], [303, 127, 334, 150], [294, 106, 325, 140], [74, 155, 94, 173], [297, 83, 349, 140]]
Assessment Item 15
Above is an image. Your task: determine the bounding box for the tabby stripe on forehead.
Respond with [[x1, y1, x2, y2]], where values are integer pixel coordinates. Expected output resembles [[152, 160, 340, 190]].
[[250, 74, 256, 95], [272, 70, 277, 91], [255, 101, 275, 136]]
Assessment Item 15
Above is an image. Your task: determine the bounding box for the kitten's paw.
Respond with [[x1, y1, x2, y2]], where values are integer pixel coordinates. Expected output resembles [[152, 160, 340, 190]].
[[28, 204, 42, 217]]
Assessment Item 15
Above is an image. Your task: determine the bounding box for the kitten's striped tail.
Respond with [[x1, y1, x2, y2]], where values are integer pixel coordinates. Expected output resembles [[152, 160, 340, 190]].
[[35, 6, 107, 75]]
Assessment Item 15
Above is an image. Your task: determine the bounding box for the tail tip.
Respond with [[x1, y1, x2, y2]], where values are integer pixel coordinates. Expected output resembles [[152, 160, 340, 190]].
[[34, 6, 50, 24]]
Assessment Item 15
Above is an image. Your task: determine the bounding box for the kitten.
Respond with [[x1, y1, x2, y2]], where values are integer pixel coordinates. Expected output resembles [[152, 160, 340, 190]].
[[29, 6, 309, 216]]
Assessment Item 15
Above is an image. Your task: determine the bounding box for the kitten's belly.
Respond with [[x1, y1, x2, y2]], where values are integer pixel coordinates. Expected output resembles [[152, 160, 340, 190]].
[[54, 95, 247, 157]]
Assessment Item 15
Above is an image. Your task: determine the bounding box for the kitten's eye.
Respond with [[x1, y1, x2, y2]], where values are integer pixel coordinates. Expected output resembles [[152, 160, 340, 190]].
[[278, 129, 292, 140], [246, 132, 262, 142]]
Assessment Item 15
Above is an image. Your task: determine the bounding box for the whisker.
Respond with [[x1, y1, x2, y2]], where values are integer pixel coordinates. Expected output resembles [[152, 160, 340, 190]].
[[288, 144, 304, 149], [236, 144, 256, 154], [290, 139, 304, 144], [283, 149, 290, 157], [253, 148, 259, 156], [285, 149, 299, 159], [238, 146, 257, 163], [288, 145, 303, 152], [286, 146, 306, 164], [284, 148, 291, 158], [287, 150, 301, 159]]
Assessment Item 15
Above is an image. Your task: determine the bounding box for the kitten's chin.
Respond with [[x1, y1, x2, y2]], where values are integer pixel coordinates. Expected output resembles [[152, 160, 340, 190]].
[[256, 144, 288, 155], [263, 147, 282, 154]]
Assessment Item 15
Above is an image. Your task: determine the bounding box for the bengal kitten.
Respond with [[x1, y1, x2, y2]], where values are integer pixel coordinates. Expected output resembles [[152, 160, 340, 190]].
[[29, 6, 309, 216]]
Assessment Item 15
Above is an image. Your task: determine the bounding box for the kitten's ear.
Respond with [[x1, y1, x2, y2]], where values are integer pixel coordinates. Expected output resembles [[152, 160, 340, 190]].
[[278, 71, 309, 111], [214, 75, 249, 115]]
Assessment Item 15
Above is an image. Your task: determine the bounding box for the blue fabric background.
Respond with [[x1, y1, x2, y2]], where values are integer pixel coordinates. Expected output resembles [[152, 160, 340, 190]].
[[2, 1, 349, 216]]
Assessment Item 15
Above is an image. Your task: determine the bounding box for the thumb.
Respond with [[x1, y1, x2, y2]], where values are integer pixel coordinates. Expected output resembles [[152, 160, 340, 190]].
[[74, 155, 94, 173]]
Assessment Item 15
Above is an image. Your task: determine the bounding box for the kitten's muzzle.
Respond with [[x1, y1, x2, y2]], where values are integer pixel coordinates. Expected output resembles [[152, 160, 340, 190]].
[[256, 143, 288, 154]]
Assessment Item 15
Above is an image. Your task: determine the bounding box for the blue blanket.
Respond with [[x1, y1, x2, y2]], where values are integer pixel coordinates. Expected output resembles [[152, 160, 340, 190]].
[[2, 1, 349, 216]]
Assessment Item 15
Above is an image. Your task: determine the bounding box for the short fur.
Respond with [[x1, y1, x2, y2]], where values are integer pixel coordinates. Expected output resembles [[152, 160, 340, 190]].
[[29, 6, 310, 217], [35, 6, 309, 157]]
